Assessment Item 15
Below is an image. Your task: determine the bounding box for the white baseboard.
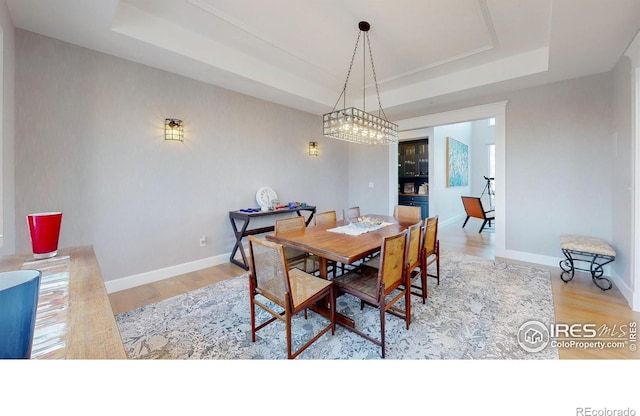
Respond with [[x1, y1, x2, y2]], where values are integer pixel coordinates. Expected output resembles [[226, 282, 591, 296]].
[[503, 249, 563, 268], [105, 253, 233, 294], [609, 269, 637, 311], [106, 245, 639, 312], [440, 214, 466, 228]]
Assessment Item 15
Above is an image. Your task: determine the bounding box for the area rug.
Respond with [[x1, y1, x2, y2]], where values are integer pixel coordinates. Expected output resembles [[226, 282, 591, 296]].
[[115, 250, 558, 359]]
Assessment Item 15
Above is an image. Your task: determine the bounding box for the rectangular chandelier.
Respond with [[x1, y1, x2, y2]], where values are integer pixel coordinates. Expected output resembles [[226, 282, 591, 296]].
[[323, 107, 398, 145]]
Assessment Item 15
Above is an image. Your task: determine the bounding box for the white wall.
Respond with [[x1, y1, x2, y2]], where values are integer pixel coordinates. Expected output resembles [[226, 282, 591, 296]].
[[470, 119, 495, 200], [14, 30, 350, 283], [432, 122, 472, 222]]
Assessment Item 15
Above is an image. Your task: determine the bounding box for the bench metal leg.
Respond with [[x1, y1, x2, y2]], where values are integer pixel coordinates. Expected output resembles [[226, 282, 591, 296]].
[[559, 249, 614, 291]]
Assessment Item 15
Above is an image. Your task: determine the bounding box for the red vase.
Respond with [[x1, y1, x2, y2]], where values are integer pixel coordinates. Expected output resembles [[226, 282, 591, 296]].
[[27, 212, 63, 259]]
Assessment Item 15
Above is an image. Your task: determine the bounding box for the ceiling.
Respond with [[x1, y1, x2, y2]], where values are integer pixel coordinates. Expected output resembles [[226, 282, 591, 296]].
[[6, 0, 640, 121]]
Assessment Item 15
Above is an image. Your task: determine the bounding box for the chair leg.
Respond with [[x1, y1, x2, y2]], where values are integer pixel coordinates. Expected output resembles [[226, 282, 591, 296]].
[[405, 283, 411, 329], [380, 304, 386, 359], [462, 216, 470, 228], [286, 311, 293, 360], [436, 244, 440, 285], [479, 219, 488, 233], [250, 297, 256, 342]]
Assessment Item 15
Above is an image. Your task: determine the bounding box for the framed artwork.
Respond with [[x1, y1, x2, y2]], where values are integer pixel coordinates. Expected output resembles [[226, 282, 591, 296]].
[[403, 182, 415, 193], [446, 137, 469, 187]]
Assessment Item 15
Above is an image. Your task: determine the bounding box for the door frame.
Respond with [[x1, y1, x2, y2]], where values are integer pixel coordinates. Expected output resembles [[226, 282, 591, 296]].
[[395, 101, 508, 258]]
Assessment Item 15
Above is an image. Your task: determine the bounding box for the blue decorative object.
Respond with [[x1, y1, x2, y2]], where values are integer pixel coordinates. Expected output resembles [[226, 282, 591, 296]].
[[0, 270, 42, 359], [288, 202, 297, 209]]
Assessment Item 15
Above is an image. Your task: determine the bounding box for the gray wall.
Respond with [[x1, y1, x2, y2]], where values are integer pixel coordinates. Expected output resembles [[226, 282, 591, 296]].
[[0, 1, 14, 257], [356, 72, 624, 273], [505, 73, 613, 256], [611, 56, 633, 291], [347, 142, 393, 217], [14, 30, 350, 282]]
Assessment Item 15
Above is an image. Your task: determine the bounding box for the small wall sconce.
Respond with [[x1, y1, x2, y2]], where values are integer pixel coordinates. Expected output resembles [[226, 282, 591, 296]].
[[309, 141, 319, 156], [165, 118, 184, 142]]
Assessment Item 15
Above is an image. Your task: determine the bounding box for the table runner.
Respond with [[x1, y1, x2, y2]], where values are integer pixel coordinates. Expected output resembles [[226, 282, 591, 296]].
[[327, 222, 393, 236]]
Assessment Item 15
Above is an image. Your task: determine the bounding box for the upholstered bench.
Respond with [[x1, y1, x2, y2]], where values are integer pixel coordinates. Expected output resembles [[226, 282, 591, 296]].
[[559, 234, 615, 291]]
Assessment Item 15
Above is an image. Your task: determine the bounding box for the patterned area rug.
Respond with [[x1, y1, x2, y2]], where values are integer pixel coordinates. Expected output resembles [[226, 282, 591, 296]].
[[115, 250, 558, 359]]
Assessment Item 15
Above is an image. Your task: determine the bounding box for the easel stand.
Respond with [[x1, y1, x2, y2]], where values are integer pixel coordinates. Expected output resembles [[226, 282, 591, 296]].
[[480, 176, 494, 210]]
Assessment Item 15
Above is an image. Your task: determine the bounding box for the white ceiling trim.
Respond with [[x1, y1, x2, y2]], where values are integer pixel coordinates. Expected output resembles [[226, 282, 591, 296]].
[[111, 1, 338, 107], [383, 47, 549, 108]]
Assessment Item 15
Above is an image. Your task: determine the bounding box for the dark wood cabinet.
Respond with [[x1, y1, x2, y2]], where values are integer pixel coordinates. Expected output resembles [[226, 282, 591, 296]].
[[398, 139, 428, 178], [398, 138, 429, 219]]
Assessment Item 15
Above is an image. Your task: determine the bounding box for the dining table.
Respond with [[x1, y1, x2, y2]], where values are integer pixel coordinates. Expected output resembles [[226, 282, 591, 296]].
[[265, 214, 416, 327]]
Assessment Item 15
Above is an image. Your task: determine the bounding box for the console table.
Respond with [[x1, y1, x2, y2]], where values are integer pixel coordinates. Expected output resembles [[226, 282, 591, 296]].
[[0, 245, 127, 359], [229, 206, 316, 270]]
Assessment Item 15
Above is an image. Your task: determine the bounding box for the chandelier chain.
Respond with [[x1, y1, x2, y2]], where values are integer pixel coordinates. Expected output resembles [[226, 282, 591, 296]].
[[331, 31, 363, 112], [322, 21, 398, 145], [365, 31, 388, 121]]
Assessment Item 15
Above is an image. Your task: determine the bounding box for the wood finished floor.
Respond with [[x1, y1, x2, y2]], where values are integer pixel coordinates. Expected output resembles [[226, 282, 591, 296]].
[[109, 217, 640, 359]]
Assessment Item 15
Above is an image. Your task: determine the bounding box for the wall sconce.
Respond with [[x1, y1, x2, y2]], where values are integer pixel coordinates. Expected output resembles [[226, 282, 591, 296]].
[[309, 141, 319, 156], [165, 118, 184, 142]]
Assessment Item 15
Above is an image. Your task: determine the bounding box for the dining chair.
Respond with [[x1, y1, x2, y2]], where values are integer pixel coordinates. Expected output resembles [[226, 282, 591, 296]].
[[393, 205, 422, 223], [314, 210, 341, 276], [247, 236, 335, 359], [274, 216, 318, 274], [411, 215, 440, 303], [342, 206, 378, 263], [343, 206, 361, 220], [331, 229, 410, 358], [362, 221, 423, 310], [315, 210, 337, 226]]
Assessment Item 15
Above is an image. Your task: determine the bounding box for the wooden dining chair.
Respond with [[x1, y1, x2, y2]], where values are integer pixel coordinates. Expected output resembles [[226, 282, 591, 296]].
[[331, 230, 410, 358], [362, 221, 422, 311], [314, 210, 341, 276], [275, 216, 318, 274], [342, 206, 379, 263], [315, 210, 337, 226], [343, 206, 361, 220], [393, 205, 422, 223], [247, 236, 335, 359], [411, 215, 440, 303]]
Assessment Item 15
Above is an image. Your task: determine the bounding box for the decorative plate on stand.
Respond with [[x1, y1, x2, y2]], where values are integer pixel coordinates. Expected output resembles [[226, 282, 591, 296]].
[[256, 187, 277, 211]]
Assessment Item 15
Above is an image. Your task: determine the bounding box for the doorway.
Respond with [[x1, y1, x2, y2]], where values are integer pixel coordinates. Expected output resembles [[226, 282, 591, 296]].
[[394, 101, 507, 258]]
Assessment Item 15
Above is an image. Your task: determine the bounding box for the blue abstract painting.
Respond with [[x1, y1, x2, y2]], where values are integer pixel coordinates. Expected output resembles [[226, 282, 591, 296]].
[[447, 137, 469, 187]]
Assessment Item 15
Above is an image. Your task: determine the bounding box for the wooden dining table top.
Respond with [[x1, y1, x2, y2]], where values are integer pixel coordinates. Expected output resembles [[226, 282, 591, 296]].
[[265, 214, 415, 267]]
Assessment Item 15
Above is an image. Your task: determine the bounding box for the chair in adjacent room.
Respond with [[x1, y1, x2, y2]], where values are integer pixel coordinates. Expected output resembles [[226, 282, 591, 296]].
[[393, 205, 422, 223], [315, 210, 337, 226], [461, 196, 495, 233], [411, 215, 440, 303], [247, 236, 335, 359], [331, 230, 410, 358], [275, 216, 318, 274], [343, 206, 361, 221]]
